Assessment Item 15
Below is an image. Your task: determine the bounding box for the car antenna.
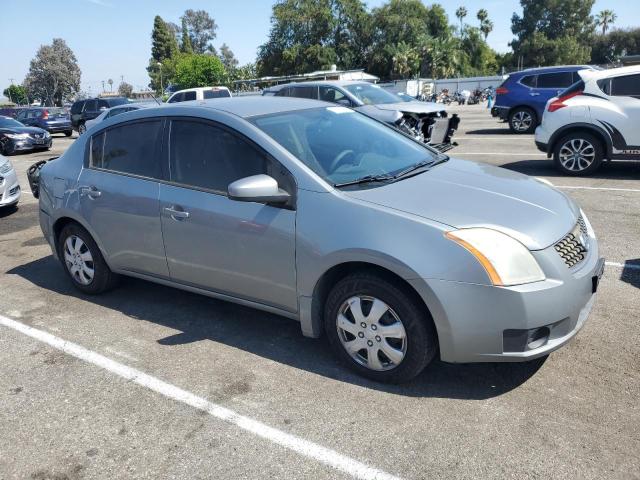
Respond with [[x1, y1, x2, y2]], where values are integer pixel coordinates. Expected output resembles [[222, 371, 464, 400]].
[[149, 92, 162, 106]]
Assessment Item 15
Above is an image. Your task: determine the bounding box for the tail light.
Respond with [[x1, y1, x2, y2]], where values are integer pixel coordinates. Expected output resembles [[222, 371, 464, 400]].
[[496, 87, 508, 95], [548, 90, 582, 112], [41, 110, 49, 119]]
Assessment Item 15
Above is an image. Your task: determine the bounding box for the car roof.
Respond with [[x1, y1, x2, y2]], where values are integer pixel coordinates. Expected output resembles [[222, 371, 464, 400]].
[[581, 65, 640, 80], [266, 80, 372, 89], [171, 86, 230, 93], [510, 65, 595, 76], [143, 96, 331, 118]]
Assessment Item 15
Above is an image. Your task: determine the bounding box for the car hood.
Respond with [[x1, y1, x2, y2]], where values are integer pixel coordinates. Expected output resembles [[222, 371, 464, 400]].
[[343, 158, 579, 250], [0, 126, 46, 135], [365, 101, 446, 114]]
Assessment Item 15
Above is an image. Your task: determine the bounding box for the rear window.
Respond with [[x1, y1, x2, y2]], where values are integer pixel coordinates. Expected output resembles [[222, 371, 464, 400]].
[[203, 89, 230, 99], [536, 72, 575, 89]]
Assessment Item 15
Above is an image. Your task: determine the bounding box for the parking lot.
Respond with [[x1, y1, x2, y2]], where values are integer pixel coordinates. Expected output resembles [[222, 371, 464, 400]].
[[1, 105, 639, 479]]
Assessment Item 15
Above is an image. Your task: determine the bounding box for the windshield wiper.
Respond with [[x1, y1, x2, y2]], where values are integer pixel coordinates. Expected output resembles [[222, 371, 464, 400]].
[[333, 174, 394, 188]]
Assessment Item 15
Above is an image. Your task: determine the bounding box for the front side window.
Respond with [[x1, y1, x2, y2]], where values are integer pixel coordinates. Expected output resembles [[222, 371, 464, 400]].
[[183, 91, 197, 101], [611, 74, 640, 99], [94, 120, 163, 179], [169, 120, 268, 192], [536, 72, 575, 89], [168, 93, 184, 103], [84, 100, 97, 112], [319, 86, 348, 104], [252, 107, 437, 186]]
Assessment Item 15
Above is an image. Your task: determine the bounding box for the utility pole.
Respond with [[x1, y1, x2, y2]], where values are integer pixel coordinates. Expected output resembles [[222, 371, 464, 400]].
[[101, 80, 105, 94]]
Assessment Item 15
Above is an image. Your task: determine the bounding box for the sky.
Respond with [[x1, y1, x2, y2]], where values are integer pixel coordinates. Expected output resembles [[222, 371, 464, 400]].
[[1, 0, 637, 96]]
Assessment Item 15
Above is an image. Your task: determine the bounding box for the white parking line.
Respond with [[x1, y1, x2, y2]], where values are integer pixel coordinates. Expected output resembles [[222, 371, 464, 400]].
[[555, 186, 640, 193], [0, 314, 402, 480], [455, 152, 546, 156], [606, 261, 640, 271]]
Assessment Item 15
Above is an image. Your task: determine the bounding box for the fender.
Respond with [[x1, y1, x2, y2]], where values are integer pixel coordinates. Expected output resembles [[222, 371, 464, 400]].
[[547, 122, 613, 158]]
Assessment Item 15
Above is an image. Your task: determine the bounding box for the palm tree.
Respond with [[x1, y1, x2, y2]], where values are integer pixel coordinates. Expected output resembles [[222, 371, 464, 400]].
[[477, 9, 492, 40], [455, 6, 467, 36], [595, 9, 617, 35]]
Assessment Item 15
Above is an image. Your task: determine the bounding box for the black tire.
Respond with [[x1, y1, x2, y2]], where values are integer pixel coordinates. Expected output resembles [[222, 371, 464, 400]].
[[0, 140, 13, 156], [64, 130, 72, 137], [57, 223, 118, 294], [77, 123, 86, 135], [553, 132, 604, 176], [508, 107, 537, 134], [324, 272, 437, 383]]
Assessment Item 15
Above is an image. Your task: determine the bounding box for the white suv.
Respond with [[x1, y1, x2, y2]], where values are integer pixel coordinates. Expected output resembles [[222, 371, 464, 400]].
[[535, 66, 640, 175], [166, 86, 231, 104]]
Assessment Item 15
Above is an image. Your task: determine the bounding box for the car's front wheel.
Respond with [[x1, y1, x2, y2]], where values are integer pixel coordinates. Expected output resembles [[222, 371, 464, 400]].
[[58, 223, 118, 294], [508, 107, 537, 134], [553, 132, 604, 176], [324, 272, 437, 383]]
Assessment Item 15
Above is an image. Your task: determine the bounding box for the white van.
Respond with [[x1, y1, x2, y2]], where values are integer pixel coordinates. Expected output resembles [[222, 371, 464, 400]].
[[167, 86, 232, 103]]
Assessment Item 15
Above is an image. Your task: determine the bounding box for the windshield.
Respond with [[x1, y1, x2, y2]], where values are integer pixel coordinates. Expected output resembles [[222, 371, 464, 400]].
[[252, 106, 437, 186], [0, 117, 25, 128], [344, 83, 403, 105]]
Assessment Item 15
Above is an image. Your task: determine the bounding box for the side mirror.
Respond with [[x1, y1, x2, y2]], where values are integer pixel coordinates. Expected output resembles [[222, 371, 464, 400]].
[[336, 98, 352, 107], [99, 106, 107, 111], [228, 174, 290, 204]]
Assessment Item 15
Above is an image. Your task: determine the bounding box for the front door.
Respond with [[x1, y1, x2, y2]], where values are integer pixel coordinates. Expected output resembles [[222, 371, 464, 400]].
[[159, 119, 298, 312], [78, 119, 169, 278]]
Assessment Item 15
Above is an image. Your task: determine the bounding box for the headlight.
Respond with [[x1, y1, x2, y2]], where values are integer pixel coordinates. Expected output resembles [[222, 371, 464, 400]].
[[445, 228, 545, 286], [5, 133, 29, 139], [0, 160, 12, 174]]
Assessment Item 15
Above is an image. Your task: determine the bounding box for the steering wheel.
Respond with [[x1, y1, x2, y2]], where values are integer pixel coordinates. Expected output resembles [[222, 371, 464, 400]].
[[329, 149, 356, 173]]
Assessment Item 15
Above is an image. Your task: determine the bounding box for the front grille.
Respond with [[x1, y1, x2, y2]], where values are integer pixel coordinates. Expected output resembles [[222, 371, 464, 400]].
[[554, 217, 588, 268]]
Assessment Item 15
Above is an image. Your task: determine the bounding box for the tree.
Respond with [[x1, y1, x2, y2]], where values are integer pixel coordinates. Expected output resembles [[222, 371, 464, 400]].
[[181, 9, 218, 54], [180, 18, 193, 54], [476, 9, 493, 40], [3, 84, 28, 105], [172, 54, 227, 89], [455, 6, 467, 35], [117, 81, 133, 97], [23, 38, 81, 106], [595, 10, 617, 36], [459, 27, 498, 75], [219, 43, 238, 72], [147, 15, 179, 91], [510, 0, 595, 66], [591, 27, 640, 64]]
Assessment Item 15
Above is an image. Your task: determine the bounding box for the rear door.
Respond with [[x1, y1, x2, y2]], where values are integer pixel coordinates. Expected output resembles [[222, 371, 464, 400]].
[[159, 118, 298, 312], [532, 71, 576, 120], [77, 119, 169, 277]]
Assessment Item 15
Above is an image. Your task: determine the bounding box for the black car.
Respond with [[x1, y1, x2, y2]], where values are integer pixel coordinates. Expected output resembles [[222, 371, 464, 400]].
[[16, 107, 73, 136], [0, 116, 52, 155], [70, 97, 129, 134]]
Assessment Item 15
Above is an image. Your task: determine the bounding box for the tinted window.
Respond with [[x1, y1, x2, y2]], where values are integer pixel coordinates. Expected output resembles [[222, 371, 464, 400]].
[[319, 86, 348, 104], [290, 86, 318, 100], [520, 75, 537, 87], [597, 79, 611, 95], [184, 91, 197, 101], [90, 132, 105, 167], [106, 98, 129, 107], [169, 120, 268, 192], [84, 100, 97, 112], [16, 110, 28, 120], [611, 74, 640, 98], [168, 93, 184, 103], [71, 101, 84, 114], [274, 87, 290, 97], [536, 72, 575, 88], [98, 100, 110, 109], [99, 120, 163, 178], [203, 89, 230, 99]]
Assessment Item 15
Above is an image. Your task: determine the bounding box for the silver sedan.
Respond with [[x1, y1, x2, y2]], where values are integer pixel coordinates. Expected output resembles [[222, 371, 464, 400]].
[[35, 97, 604, 383]]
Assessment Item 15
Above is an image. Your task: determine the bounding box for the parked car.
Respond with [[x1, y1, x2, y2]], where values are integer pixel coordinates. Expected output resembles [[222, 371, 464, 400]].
[[535, 65, 640, 175], [0, 116, 51, 155], [0, 107, 29, 119], [0, 154, 21, 208], [70, 97, 129, 134], [16, 107, 73, 136], [35, 97, 603, 383], [492, 66, 599, 133], [263, 81, 459, 151], [85, 103, 154, 131], [167, 86, 232, 103]]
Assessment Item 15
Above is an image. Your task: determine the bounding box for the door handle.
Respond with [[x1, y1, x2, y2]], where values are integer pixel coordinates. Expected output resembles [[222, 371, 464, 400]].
[[164, 206, 190, 220], [529, 92, 540, 96], [79, 185, 102, 198]]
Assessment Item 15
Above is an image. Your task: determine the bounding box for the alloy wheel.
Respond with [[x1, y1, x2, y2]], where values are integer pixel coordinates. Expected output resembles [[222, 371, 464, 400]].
[[336, 295, 407, 371], [511, 111, 533, 132], [63, 235, 95, 285], [558, 138, 595, 172]]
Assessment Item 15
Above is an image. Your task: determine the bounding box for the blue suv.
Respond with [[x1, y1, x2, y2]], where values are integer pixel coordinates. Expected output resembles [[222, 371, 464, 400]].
[[492, 66, 596, 134]]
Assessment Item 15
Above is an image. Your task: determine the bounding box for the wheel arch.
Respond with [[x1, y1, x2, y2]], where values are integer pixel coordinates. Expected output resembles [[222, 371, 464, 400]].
[[548, 123, 612, 159], [52, 214, 112, 268]]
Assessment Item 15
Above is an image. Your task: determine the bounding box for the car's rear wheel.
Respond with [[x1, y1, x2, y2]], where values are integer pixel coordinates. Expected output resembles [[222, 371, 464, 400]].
[[324, 272, 437, 383], [58, 223, 118, 294], [508, 107, 536, 134], [78, 123, 86, 135], [553, 132, 603, 176]]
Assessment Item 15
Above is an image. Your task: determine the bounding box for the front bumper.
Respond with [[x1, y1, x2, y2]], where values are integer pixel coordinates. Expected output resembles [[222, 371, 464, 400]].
[[411, 233, 603, 363], [8, 137, 52, 152], [45, 124, 72, 133], [0, 168, 21, 206]]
